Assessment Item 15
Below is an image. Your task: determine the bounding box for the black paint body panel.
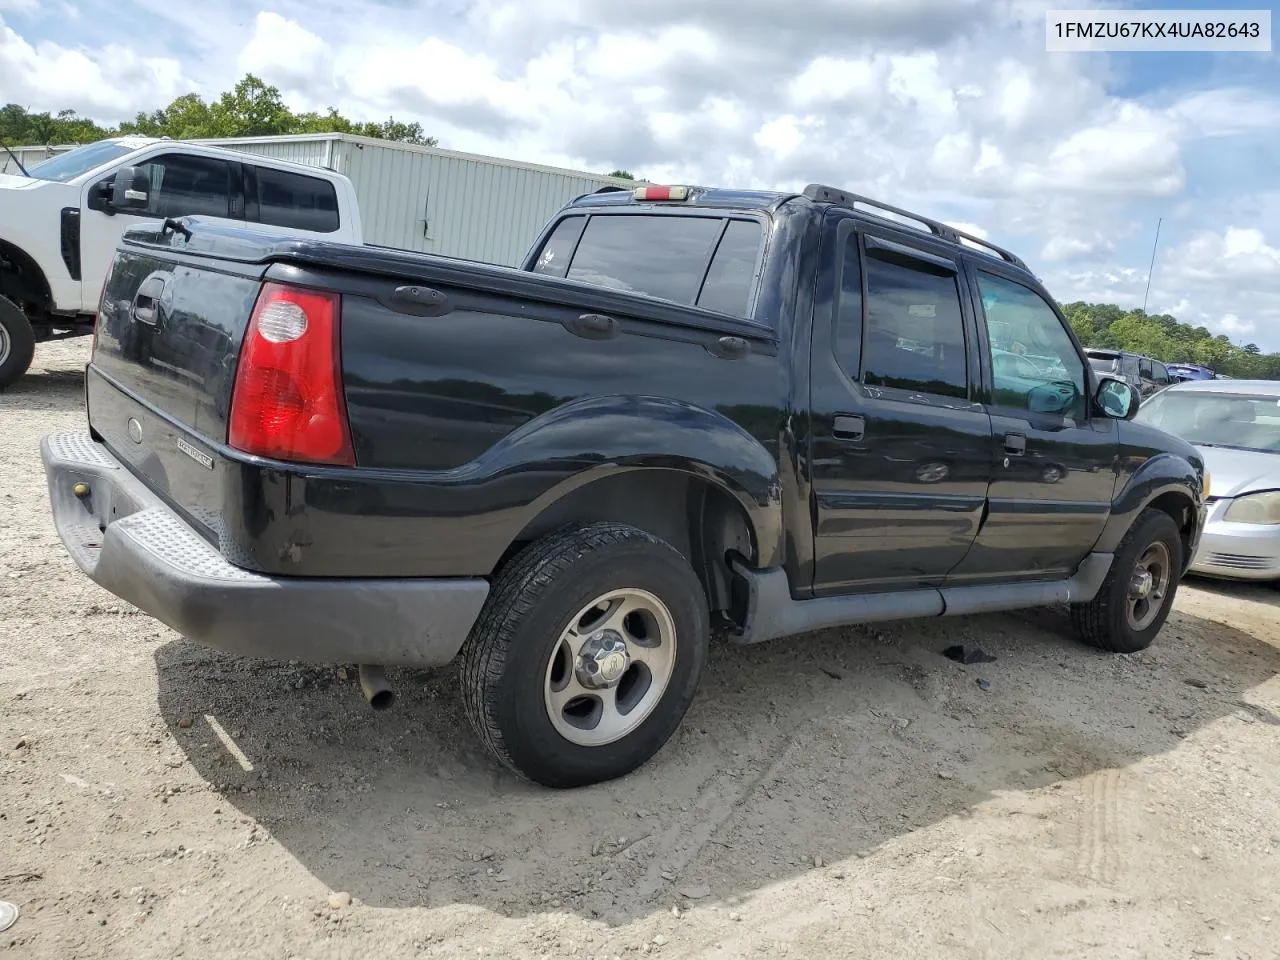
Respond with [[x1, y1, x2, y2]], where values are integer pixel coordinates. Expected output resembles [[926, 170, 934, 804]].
[[83, 205, 1204, 600], [88, 217, 787, 578]]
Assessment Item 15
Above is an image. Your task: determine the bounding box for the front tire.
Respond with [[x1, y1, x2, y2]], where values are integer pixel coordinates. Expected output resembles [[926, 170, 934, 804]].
[[1070, 508, 1183, 653], [0, 295, 36, 390], [460, 523, 710, 788]]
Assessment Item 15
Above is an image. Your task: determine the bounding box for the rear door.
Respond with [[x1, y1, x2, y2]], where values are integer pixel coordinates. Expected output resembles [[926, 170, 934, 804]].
[[244, 163, 344, 239], [808, 214, 993, 593], [947, 263, 1118, 582], [1138, 356, 1158, 397], [1149, 358, 1172, 395]]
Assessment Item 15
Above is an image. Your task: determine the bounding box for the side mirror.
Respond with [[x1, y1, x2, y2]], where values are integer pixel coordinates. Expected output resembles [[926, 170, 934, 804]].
[[110, 166, 150, 210], [1095, 376, 1138, 419]]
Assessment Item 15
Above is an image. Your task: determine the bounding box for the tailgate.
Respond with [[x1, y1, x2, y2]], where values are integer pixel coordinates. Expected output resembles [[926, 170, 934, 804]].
[[89, 232, 267, 542], [94, 247, 265, 434]]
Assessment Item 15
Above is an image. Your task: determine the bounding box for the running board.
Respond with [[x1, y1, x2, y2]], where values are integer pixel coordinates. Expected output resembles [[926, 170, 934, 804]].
[[729, 553, 1114, 646]]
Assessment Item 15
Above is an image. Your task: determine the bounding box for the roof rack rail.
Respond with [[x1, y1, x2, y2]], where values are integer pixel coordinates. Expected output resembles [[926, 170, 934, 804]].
[[801, 184, 1026, 269]]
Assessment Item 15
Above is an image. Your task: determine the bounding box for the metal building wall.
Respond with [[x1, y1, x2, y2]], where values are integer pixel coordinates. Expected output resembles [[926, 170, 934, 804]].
[[2, 144, 73, 175], [197, 137, 334, 169], [196, 134, 631, 262], [332, 137, 630, 265]]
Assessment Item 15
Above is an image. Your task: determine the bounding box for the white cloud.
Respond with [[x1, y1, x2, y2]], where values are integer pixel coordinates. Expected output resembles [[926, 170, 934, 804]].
[[238, 12, 333, 97], [1041, 232, 1116, 263], [0, 18, 187, 118], [1016, 103, 1184, 198], [1168, 87, 1280, 138], [789, 57, 880, 107], [946, 221, 988, 239], [1139, 226, 1280, 341], [3, 0, 1279, 348], [1164, 226, 1280, 285], [1215, 314, 1256, 336]]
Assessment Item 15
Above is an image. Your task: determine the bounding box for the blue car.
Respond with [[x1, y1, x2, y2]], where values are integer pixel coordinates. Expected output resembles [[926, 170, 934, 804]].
[[1167, 363, 1216, 381]]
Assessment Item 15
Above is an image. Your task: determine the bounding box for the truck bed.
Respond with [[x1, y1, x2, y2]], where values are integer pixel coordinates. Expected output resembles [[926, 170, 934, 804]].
[[86, 218, 783, 578]]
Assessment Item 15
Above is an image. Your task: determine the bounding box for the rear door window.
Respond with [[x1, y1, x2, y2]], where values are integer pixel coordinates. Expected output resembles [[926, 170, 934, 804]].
[[531, 216, 587, 279], [252, 165, 340, 233], [860, 242, 969, 399], [694, 220, 762, 317], [1087, 353, 1118, 373], [542, 213, 764, 318]]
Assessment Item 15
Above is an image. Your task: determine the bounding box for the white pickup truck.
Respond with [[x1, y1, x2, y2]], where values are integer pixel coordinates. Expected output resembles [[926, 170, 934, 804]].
[[0, 136, 362, 388]]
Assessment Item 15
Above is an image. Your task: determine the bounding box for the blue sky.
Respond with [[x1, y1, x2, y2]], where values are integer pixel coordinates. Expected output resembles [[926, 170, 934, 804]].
[[2, 0, 1278, 348]]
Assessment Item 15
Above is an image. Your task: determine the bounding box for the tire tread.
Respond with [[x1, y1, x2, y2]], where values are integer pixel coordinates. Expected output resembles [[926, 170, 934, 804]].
[[460, 522, 683, 782], [1071, 507, 1181, 653], [0, 295, 37, 390]]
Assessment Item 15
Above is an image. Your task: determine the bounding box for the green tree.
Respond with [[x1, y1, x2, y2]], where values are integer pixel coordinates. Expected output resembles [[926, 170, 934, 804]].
[[6, 74, 437, 148], [1061, 299, 1278, 380], [607, 169, 636, 179], [0, 104, 111, 145], [120, 93, 217, 140], [210, 74, 294, 137]]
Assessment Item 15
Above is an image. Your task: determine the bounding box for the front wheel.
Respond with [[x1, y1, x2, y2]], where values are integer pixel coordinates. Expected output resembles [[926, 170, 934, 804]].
[[0, 295, 36, 390], [460, 522, 710, 788], [1070, 508, 1183, 653]]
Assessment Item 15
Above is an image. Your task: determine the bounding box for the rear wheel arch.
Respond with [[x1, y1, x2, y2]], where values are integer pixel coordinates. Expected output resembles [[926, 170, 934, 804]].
[[498, 469, 761, 619], [0, 239, 53, 313], [1146, 489, 1198, 566]]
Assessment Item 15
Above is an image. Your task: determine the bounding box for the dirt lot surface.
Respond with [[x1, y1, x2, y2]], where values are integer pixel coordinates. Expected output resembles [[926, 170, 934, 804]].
[[3, 340, 1279, 960]]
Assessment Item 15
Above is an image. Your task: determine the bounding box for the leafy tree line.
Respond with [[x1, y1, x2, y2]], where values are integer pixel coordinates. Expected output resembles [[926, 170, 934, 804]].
[[1062, 301, 1280, 380], [1, 75, 436, 147]]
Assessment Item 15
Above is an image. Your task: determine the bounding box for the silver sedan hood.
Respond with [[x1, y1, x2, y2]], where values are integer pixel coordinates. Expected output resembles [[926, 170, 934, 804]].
[[1197, 445, 1280, 499]]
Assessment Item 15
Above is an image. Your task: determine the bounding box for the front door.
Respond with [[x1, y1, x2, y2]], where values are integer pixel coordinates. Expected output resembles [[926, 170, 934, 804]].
[[808, 216, 993, 594], [79, 152, 239, 312], [947, 265, 1118, 582]]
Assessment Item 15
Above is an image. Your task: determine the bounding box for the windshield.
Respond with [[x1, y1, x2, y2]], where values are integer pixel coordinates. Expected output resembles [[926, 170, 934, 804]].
[[27, 141, 135, 183], [1135, 391, 1280, 452], [1087, 354, 1119, 372]]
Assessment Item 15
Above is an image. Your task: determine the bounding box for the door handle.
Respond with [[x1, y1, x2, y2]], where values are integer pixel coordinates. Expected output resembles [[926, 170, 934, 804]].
[[1003, 432, 1026, 456], [131, 275, 166, 325], [833, 414, 865, 441]]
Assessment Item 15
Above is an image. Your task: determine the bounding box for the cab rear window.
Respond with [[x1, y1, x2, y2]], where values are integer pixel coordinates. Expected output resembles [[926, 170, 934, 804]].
[[532, 213, 763, 319]]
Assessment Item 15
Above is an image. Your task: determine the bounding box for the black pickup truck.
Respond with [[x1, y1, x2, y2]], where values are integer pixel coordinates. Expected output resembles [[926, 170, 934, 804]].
[[42, 183, 1207, 788]]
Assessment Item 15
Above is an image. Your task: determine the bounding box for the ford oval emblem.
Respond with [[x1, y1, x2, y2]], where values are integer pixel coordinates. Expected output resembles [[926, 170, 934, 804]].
[[127, 418, 143, 444]]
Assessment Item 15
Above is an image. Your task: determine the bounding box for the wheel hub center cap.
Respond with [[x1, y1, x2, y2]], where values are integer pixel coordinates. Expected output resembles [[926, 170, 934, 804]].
[[576, 630, 630, 688], [1131, 570, 1154, 599]]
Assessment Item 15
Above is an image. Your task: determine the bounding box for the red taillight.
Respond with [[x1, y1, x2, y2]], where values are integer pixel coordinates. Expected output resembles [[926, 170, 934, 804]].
[[228, 282, 354, 466], [632, 185, 689, 202]]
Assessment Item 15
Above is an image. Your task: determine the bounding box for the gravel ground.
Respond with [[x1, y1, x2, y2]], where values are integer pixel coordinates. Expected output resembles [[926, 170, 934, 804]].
[[3, 340, 1279, 960]]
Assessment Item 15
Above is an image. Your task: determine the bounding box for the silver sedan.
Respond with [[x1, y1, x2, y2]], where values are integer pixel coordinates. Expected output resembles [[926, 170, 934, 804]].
[[1133, 378, 1280, 583]]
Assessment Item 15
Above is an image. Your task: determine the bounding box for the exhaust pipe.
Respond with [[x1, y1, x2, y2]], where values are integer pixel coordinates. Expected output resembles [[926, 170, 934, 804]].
[[358, 665, 395, 711]]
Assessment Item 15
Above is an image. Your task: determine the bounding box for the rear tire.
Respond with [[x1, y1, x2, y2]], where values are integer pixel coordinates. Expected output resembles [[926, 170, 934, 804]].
[[0, 295, 36, 390], [1070, 508, 1183, 653], [460, 522, 710, 788]]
